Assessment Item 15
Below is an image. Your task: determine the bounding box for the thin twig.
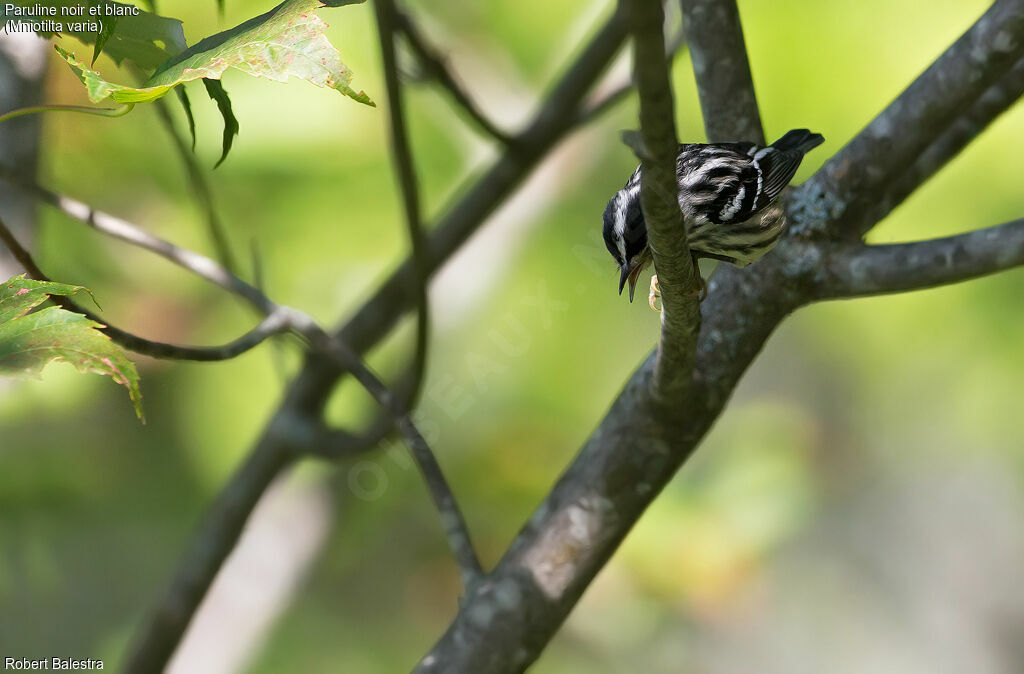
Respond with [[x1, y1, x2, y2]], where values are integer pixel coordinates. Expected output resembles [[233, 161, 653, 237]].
[[294, 319, 484, 584], [152, 95, 240, 275], [679, 0, 764, 144], [0, 214, 289, 361], [574, 27, 687, 126], [394, 5, 513, 145], [330, 9, 629, 363], [377, 0, 432, 413], [119, 11, 631, 672], [0, 173, 483, 662], [0, 166, 270, 310], [320, 0, 450, 462]]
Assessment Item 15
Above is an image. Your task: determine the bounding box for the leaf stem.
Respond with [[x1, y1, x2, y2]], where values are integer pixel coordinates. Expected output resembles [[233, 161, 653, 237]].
[[0, 102, 134, 125]]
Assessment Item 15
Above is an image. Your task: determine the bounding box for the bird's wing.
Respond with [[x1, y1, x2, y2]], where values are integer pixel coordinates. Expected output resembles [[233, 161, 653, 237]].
[[676, 146, 762, 225], [751, 147, 806, 208]]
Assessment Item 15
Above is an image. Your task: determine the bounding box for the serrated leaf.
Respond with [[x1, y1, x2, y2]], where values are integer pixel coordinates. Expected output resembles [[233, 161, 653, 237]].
[[0, 276, 84, 325], [203, 79, 239, 167], [149, 0, 372, 104], [52, 0, 373, 106], [0, 275, 143, 420], [2, 1, 186, 71]]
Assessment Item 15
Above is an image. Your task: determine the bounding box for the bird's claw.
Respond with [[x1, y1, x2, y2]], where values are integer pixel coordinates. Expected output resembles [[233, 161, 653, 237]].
[[648, 274, 707, 312]]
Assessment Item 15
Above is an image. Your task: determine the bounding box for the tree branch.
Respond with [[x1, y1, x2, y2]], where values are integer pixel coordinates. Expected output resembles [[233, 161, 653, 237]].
[[293, 317, 485, 588], [413, 199, 1024, 674], [325, 8, 628, 368], [126, 429, 303, 674], [0, 176, 483, 672], [376, 0, 431, 413], [624, 0, 701, 402], [679, 0, 764, 143], [415, 6, 1024, 668], [574, 27, 687, 126], [119, 11, 630, 671], [0, 213, 291, 361], [415, 254, 803, 672], [152, 95, 239, 276], [0, 167, 272, 311], [813, 217, 1024, 298], [859, 56, 1024, 232], [787, 0, 1024, 240], [332, 0, 439, 458], [394, 4, 513, 145], [93, 3, 1024, 671]]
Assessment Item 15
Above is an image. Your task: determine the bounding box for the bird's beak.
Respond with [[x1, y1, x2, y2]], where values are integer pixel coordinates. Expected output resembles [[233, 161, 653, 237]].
[[618, 263, 644, 303]]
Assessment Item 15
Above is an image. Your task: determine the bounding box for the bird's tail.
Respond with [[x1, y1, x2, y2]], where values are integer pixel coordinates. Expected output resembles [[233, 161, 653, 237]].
[[770, 128, 825, 154]]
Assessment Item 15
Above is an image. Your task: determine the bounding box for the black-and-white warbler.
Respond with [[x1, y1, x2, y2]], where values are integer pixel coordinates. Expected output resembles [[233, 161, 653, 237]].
[[603, 128, 824, 302]]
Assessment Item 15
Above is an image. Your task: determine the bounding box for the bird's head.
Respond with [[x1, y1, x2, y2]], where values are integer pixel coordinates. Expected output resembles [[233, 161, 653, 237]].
[[602, 179, 651, 302]]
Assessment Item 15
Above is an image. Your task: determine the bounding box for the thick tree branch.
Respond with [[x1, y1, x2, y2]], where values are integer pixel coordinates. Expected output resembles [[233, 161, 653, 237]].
[[127, 430, 303, 674], [624, 0, 701, 401], [787, 0, 1024, 240], [679, 0, 764, 144], [414, 206, 1024, 674], [813, 217, 1024, 298], [416, 255, 803, 673], [415, 6, 1024, 668], [860, 56, 1024, 232], [93, 3, 1024, 672], [326, 9, 628, 370]]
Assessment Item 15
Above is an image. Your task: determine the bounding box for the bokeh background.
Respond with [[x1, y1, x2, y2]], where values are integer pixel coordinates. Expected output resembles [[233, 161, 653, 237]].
[[2, 0, 1024, 671]]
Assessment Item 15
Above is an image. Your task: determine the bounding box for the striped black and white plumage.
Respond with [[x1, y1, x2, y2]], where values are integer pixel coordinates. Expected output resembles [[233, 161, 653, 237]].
[[603, 128, 824, 301]]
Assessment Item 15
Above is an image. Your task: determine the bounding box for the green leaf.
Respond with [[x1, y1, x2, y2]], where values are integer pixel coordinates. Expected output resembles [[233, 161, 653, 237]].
[[0, 276, 84, 325], [1, 1, 186, 71], [91, 14, 117, 66], [56, 45, 176, 104], [53, 0, 373, 106], [175, 85, 197, 152], [203, 79, 240, 167], [0, 276, 143, 420]]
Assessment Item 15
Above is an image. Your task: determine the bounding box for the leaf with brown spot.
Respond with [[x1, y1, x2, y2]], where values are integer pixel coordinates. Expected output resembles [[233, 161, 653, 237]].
[[0, 276, 143, 421]]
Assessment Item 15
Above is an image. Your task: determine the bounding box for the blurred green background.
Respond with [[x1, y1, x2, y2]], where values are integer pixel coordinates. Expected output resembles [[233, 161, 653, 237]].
[[2, 0, 1024, 671]]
